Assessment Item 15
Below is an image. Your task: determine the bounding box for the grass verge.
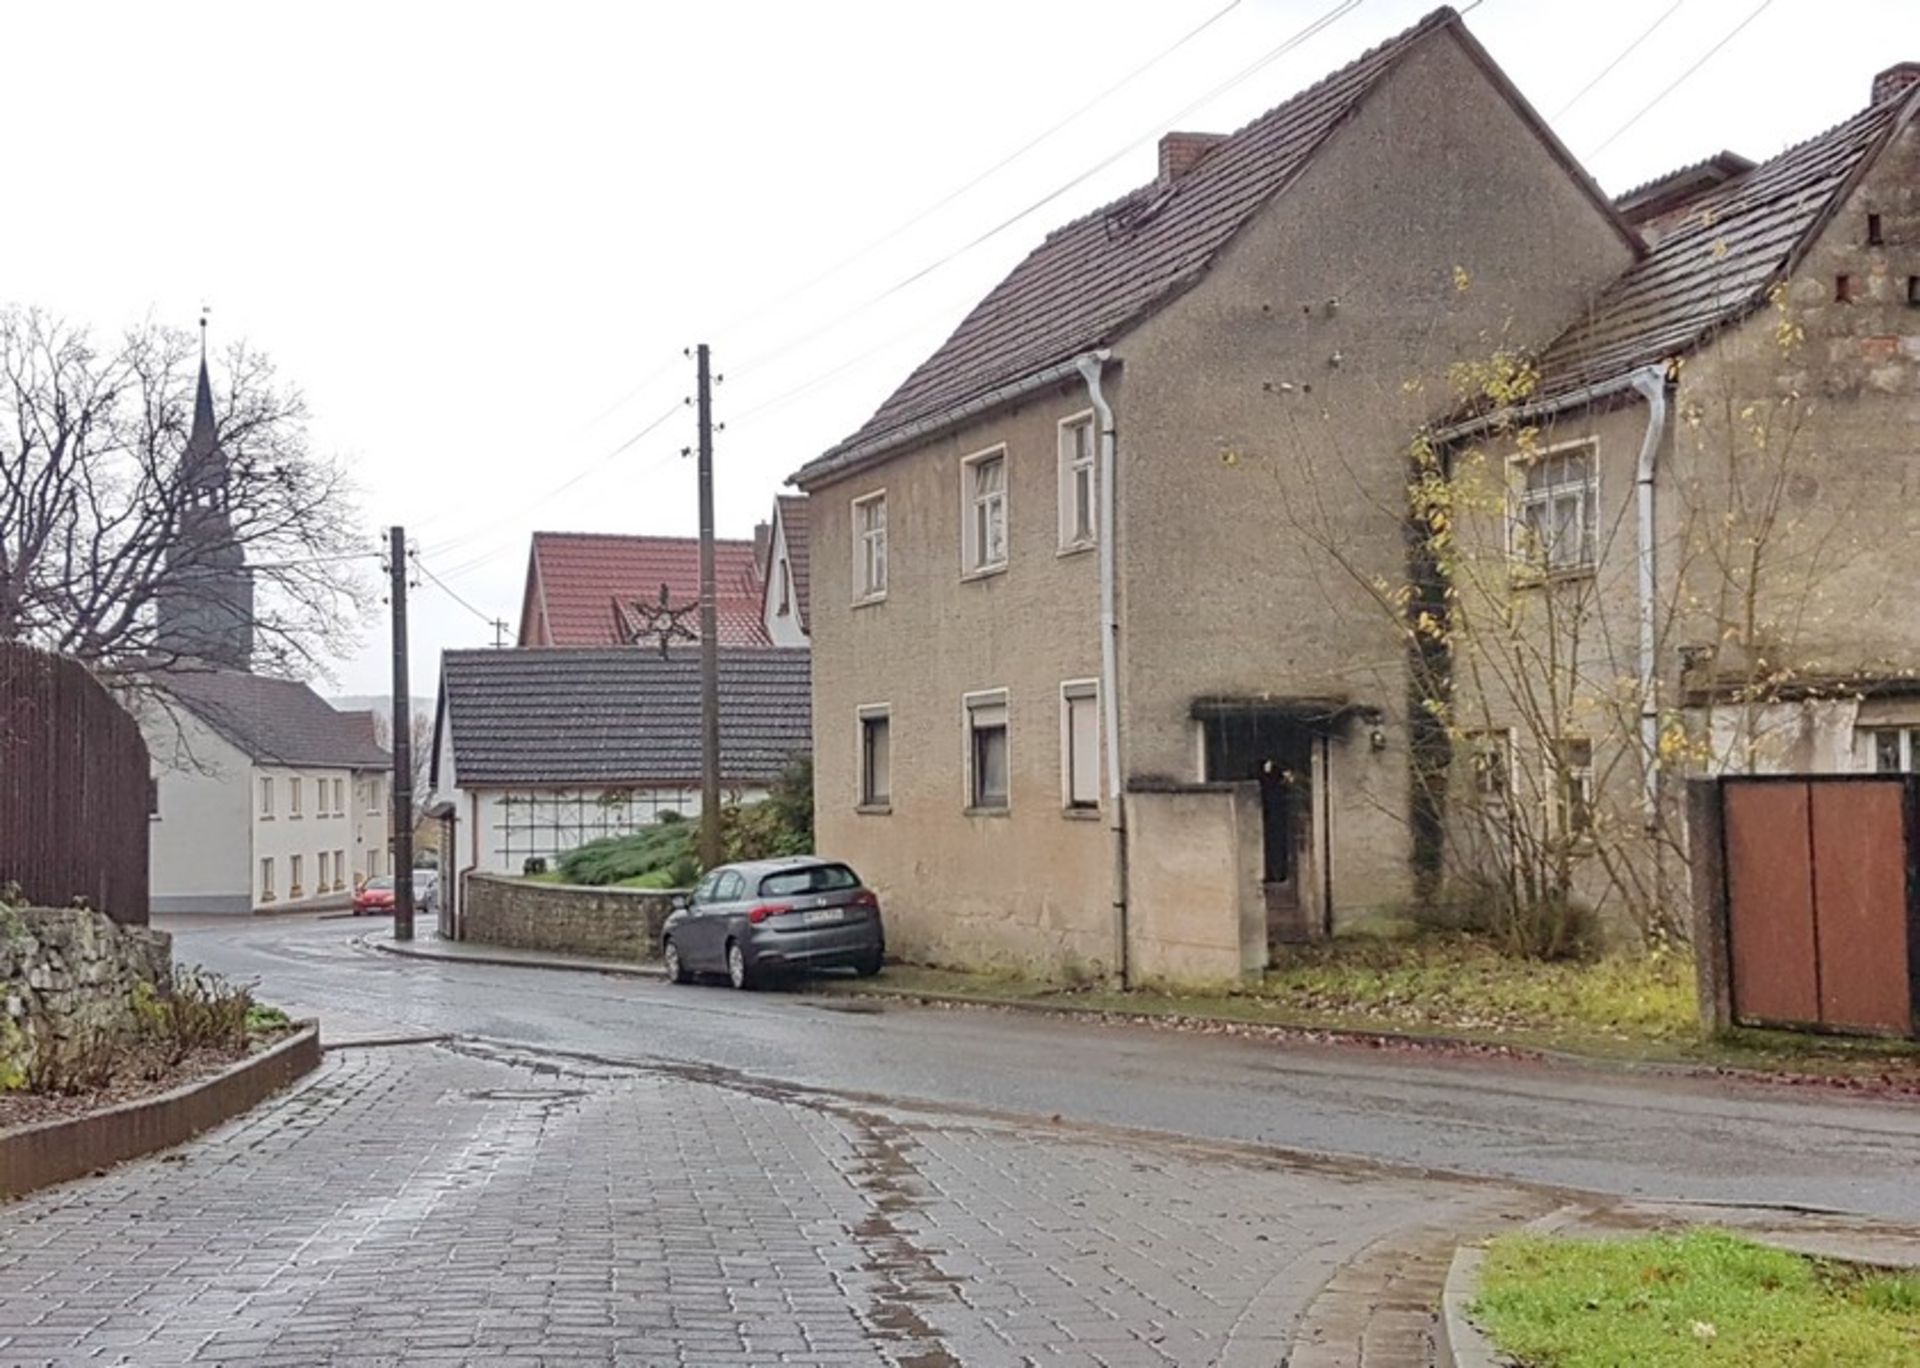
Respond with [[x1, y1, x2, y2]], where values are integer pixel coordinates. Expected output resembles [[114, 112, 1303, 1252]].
[[1473, 1229, 1920, 1366], [830, 934, 1920, 1086]]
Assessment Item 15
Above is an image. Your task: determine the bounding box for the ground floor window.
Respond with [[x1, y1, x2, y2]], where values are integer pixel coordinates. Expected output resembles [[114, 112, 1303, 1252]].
[[1061, 681, 1099, 810], [317, 851, 331, 892], [334, 849, 347, 891], [965, 692, 1009, 811], [490, 787, 698, 868], [260, 857, 276, 902], [1865, 726, 1920, 773], [290, 854, 304, 899], [1552, 737, 1595, 838], [859, 707, 891, 808]]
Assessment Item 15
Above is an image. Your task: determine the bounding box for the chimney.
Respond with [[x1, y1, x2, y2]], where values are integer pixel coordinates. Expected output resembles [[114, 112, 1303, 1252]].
[[1873, 62, 1920, 105], [1158, 131, 1225, 182], [752, 519, 772, 571]]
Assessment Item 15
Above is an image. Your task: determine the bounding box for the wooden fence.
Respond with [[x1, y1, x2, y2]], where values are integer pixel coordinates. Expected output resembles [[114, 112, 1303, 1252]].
[[0, 643, 151, 924]]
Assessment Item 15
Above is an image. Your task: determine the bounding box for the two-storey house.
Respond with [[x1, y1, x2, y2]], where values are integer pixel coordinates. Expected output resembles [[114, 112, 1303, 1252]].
[[793, 7, 1642, 982]]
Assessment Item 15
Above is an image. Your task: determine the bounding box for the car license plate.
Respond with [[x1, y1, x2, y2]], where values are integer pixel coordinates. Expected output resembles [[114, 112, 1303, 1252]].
[[799, 908, 843, 927]]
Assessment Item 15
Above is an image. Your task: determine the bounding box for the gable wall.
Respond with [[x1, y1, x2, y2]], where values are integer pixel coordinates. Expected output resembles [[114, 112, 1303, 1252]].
[[1113, 28, 1638, 922], [143, 704, 253, 912]]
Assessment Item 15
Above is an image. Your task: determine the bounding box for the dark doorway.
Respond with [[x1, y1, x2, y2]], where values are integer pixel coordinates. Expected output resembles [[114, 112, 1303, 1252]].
[[1203, 711, 1314, 947]]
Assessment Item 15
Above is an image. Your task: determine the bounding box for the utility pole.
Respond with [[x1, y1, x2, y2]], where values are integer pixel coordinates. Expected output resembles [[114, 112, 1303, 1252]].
[[388, 525, 416, 942], [695, 344, 722, 870]]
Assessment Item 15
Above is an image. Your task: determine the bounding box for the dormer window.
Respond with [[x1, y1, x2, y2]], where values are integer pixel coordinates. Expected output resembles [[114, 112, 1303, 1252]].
[[777, 560, 792, 616]]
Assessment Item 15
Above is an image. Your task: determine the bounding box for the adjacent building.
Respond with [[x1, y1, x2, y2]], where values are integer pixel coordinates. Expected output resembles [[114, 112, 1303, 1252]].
[[517, 531, 772, 648], [143, 669, 392, 914], [430, 646, 812, 880], [760, 495, 811, 648]]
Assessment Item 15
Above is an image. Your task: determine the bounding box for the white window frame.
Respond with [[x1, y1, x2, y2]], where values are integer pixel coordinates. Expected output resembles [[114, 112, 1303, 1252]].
[[334, 848, 347, 891], [852, 490, 888, 603], [366, 777, 383, 815], [289, 853, 303, 899], [1060, 679, 1101, 812], [317, 850, 330, 892], [289, 776, 303, 819], [1864, 726, 1920, 772], [260, 857, 276, 903], [1509, 439, 1599, 577], [963, 688, 1011, 812], [1058, 411, 1097, 553], [1465, 728, 1515, 806], [857, 704, 892, 811], [1549, 736, 1596, 838], [960, 445, 1009, 578], [259, 776, 274, 819], [332, 777, 345, 817]]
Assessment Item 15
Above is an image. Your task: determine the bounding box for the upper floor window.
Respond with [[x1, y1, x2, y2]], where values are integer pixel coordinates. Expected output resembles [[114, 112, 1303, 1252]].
[[1866, 727, 1919, 772], [332, 777, 345, 816], [777, 560, 792, 616], [259, 776, 274, 819], [1058, 414, 1096, 551], [289, 776, 303, 818], [365, 778, 383, 815], [965, 690, 1010, 811], [1467, 729, 1514, 806], [1511, 445, 1597, 576], [859, 705, 891, 809], [963, 448, 1008, 575], [853, 492, 888, 602]]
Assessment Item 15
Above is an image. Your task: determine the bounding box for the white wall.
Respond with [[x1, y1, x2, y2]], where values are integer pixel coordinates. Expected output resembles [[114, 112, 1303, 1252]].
[[762, 514, 809, 648], [253, 766, 365, 909], [453, 784, 766, 876], [144, 705, 253, 914]]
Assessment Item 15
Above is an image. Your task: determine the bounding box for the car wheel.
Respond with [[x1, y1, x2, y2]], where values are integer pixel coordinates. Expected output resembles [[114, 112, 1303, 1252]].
[[726, 939, 755, 991], [663, 937, 691, 985], [854, 948, 884, 978]]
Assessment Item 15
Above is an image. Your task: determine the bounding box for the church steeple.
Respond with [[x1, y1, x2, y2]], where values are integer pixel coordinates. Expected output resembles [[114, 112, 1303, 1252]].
[[154, 331, 255, 671]]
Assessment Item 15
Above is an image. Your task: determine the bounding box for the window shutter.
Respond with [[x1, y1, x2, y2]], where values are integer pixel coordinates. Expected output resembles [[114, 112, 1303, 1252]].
[[1068, 692, 1099, 805]]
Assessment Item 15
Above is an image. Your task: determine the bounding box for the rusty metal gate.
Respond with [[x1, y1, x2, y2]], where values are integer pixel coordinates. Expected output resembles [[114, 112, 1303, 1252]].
[[1720, 775, 1918, 1037], [0, 643, 152, 924]]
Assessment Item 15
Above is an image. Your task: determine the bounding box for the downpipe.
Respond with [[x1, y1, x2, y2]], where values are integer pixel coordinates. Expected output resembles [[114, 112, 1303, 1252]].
[[1630, 365, 1671, 830], [1076, 351, 1128, 988]]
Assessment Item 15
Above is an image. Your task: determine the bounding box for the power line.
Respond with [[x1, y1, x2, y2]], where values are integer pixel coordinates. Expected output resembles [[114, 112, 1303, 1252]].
[[1553, 0, 1684, 119], [408, 547, 499, 629], [708, 0, 1249, 347], [421, 399, 686, 561], [1589, 0, 1775, 156], [729, 0, 1366, 378]]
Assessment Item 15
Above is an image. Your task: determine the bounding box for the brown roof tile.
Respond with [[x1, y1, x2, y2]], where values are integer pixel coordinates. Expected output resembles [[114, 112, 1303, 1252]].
[[774, 495, 810, 631], [796, 7, 1470, 486], [1534, 96, 1909, 398]]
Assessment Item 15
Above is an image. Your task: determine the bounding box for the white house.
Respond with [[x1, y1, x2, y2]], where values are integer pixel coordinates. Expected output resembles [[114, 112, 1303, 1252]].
[[431, 646, 812, 882], [142, 669, 392, 914]]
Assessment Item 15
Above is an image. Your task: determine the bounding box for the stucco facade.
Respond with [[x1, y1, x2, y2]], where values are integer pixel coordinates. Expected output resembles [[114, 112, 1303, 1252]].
[[145, 707, 389, 915], [1435, 93, 1920, 930], [802, 21, 1639, 981]]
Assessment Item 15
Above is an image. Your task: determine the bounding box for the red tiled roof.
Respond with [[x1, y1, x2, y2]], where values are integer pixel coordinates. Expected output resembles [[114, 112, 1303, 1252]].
[[1533, 95, 1910, 398], [773, 495, 810, 631], [796, 6, 1628, 487], [520, 532, 768, 648]]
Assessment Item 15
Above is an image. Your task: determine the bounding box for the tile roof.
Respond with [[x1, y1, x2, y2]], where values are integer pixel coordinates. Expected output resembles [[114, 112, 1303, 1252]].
[[157, 669, 392, 769], [773, 495, 811, 631], [436, 647, 811, 788], [522, 532, 769, 648], [1532, 95, 1910, 398], [797, 6, 1625, 487]]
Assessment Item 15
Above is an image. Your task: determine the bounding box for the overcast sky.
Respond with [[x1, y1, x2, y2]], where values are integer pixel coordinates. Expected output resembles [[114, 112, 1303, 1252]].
[[3, 0, 1906, 694]]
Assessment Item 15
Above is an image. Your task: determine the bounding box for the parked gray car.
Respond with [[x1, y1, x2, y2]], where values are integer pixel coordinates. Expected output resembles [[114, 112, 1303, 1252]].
[[661, 857, 884, 989]]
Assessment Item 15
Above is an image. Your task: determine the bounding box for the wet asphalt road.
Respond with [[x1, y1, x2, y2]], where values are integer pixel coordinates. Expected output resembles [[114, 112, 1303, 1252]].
[[173, 913, 1920, 1222]]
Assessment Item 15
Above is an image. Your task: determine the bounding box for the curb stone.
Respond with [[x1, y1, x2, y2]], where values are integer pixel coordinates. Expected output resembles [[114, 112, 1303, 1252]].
[[1439, 1246, 1510, 1368], [0, 1022, 322, 1198], [364, 932, 665, 979]]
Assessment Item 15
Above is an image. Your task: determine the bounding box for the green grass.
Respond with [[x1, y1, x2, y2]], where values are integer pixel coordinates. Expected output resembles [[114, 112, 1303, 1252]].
[[1475, 1230, 1920, 1366], [838, 935, 1920, 1083]]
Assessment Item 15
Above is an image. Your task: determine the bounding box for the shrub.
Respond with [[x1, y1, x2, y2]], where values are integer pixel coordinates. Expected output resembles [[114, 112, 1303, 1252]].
[[558, 820, 697, 887], [133, 968, 255, 1064], [24, 1029, 118, 1095], [1430, 879, 1598, 962]]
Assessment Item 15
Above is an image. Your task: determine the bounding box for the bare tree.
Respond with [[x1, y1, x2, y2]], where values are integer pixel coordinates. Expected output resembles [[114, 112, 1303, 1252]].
[[0, 308, 369, 682]]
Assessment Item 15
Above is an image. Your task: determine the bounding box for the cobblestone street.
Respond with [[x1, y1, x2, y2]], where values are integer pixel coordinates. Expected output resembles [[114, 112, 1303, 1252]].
[[0, 1040, 1519, 1366]]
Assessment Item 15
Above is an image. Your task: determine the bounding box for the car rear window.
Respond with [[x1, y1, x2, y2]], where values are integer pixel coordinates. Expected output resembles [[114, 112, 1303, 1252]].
[[758, 864, 860, 898]]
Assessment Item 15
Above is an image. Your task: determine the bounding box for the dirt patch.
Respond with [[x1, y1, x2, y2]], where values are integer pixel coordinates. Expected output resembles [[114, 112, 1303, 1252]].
[[0, 1030, 292, 1133]]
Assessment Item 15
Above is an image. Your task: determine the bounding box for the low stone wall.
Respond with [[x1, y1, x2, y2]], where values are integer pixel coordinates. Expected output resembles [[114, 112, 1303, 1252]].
[[2, 906, 173, 1080], [462, 874, 677, 962]]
